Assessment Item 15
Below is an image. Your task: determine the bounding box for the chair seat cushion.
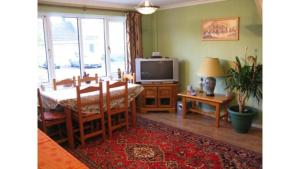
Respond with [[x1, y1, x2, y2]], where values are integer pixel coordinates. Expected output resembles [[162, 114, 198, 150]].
[[40, 112, 66, 121], [81, 111, 99, 117], [108, 98, 126, 110]]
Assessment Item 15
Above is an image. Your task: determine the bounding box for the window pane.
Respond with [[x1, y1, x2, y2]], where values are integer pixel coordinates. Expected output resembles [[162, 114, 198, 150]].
[[81, 18, 106, 77], [50, 16, 80, 80], [37, 18, 49, 84], [108, 21, 126, 78]]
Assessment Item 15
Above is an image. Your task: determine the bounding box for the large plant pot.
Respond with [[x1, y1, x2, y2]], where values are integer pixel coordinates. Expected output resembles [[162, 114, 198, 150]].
[[228, 106, 258, 133]]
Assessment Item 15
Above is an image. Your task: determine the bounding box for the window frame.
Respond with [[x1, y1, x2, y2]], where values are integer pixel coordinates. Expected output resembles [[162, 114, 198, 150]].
[[38, 13, 127, 84]]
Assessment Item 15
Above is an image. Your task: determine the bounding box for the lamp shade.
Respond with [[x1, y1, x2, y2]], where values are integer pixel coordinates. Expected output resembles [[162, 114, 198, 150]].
[[198, 57, 224, 77], [135, 0, 159, 15]]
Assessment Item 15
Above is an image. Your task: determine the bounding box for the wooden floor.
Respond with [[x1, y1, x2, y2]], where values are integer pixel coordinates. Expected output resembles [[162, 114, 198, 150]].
[[138, 111, 262, 153]]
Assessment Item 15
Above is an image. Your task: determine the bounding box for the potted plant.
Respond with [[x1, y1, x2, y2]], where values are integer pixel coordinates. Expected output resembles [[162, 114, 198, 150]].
[[225, 51, 262, 133]]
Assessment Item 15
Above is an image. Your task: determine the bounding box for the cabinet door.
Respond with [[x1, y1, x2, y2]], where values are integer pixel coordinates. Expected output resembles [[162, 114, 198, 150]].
[[142, 87, 157, 107], [158, 87, 173, 107]]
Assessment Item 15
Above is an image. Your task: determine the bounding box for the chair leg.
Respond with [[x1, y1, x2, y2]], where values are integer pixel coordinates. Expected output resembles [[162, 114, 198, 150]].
[[42, 123, 47, 133], [108, 114, 112, 140], [101, 117, 106, 140], [126, 111, 129, 130], [79, 122, 85, 146]]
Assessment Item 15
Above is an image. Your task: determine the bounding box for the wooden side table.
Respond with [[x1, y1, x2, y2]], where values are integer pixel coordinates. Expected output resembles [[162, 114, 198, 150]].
[[178, 91, 232, 128]]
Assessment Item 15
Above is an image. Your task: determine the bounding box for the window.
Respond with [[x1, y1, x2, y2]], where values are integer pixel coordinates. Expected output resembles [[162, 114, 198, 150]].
[[81, 18, 106, 77], [50, 16, 80, 80], [108, 20, 126, 77], [89, 44, 94, 53], [37, 14, 127, 84], [37, 18, 49, 83]]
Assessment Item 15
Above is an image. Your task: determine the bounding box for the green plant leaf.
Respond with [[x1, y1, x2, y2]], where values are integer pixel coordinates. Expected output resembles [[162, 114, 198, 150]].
[[225, 55, 262, 112]]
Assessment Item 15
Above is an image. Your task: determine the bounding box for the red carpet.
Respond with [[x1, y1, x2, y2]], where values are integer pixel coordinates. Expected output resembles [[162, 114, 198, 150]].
[[67, 117, 262, 169]]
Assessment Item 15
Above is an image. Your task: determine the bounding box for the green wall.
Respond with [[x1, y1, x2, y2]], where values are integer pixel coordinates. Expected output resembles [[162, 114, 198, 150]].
[[141, 15, 154, 57], [141, 0, 262, 125]]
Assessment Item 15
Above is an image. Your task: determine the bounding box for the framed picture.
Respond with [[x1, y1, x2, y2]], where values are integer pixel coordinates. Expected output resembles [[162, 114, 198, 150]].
[[201, 17, 239, 41]]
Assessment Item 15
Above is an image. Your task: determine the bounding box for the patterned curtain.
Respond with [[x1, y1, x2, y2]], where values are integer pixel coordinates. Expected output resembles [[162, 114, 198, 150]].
[[126, 12, 143, 73]]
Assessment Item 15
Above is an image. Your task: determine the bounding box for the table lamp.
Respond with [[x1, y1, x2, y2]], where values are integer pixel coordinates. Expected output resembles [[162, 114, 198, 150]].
[[198, 57, 224, 96]]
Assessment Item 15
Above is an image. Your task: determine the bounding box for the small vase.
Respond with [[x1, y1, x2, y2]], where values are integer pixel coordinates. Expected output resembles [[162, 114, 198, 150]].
[[204, 77, 216, 96]]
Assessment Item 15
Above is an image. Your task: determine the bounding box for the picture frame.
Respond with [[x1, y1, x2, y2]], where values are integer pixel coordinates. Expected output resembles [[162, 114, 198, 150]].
[[201, 17, 240, 41]]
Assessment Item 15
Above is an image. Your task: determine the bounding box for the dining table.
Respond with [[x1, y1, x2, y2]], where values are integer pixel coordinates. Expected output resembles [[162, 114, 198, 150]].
[[39, 82, 144, 148], [38, 129, 89, 169]]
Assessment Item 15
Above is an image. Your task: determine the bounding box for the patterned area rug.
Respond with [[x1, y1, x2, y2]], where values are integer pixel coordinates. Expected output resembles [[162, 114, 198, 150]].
[[67, 117, 262, 169]]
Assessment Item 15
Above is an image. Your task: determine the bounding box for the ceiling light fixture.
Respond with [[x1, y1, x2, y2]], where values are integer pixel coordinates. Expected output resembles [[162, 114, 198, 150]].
[[135, 0, 159, 15]]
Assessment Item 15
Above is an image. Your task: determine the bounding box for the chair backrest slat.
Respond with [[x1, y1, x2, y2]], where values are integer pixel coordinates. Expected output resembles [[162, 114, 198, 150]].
[[106, 81, 128, 113], [37, 88, 45, 121], [53, 77, 76, 90], [76, 82, 103, 118], [79, 86, 100, 94], [78, 73, 98, 86]]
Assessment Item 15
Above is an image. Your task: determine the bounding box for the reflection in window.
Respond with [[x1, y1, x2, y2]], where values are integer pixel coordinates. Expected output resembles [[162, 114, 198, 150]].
[[108, 21, 126, 78], [81, 18, 106, 77], [50, 16, 80, 80]]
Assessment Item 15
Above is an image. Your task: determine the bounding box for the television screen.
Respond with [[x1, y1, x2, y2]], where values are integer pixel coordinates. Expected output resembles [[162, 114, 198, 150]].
[[141, 61, 173, 80], [135, 58, 179, 83]]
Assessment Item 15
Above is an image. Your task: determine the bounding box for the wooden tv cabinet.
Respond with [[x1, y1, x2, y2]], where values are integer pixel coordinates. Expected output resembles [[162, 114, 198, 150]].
[[140, 83, 178, 113]]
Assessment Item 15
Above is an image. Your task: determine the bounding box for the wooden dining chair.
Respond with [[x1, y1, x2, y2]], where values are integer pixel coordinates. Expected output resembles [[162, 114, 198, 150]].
[[122, 72, 135, 83], [122, 72, 136, 125], [77, 73, 98, 86], [37, 88, 67, 144], [72, 82, 105, 146], [106, 81, 129, 139], [53, 77, 76, 90]]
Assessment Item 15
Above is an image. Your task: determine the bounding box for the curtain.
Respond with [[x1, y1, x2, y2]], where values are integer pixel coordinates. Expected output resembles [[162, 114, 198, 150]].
[[254, 0, 262, 18], [126, 12, 143, 73]]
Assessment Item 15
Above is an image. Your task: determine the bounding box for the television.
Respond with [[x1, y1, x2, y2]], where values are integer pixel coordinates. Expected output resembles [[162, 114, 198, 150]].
[[135, 58, 179, 83]]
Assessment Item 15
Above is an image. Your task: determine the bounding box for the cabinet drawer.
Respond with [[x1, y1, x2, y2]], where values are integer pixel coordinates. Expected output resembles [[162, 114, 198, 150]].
[[158, 87, 172, 96], [144, 87, 157, 97]]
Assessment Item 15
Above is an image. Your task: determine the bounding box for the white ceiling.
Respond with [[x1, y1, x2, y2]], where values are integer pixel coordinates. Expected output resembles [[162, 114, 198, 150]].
[[38, 0, 225, 10]]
